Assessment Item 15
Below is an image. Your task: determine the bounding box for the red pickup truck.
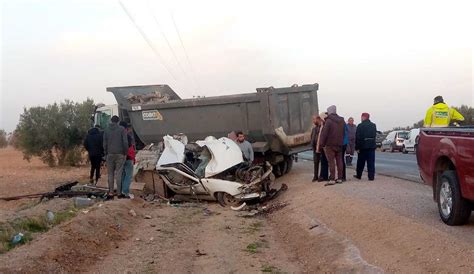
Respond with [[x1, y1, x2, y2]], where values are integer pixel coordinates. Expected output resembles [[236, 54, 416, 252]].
[[417, 127, 474, 225]]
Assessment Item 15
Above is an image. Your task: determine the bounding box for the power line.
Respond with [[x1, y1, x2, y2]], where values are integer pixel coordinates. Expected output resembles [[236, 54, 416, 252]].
[[148, 1, 193, 90], [170, 11, 201, 93], [118, 0, 178, 81]]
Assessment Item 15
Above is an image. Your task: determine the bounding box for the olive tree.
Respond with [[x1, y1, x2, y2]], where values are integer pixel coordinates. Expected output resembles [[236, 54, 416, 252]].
[[0, 130, 7, 148], [15, 99, 95, 166]]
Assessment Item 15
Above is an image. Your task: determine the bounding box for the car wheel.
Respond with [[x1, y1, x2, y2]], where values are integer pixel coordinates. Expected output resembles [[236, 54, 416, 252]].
[[390, 146, 395, 153], [437, 170, 472, 225], [216, 192, 244, 207], [402, 146, 408, 154]]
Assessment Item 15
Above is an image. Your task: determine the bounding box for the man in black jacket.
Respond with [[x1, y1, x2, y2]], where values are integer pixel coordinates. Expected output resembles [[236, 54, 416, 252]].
[[354, 113, 377, 181], [84, 125, 104, 185]]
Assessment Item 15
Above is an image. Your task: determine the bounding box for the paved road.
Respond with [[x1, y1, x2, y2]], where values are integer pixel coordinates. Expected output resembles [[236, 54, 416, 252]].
[[299, 150, 422, 183]]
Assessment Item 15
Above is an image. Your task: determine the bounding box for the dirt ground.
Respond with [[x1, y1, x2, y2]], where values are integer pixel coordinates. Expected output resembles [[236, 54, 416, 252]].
[[0, 147, 88, 216], [1, 148, 473, 273]]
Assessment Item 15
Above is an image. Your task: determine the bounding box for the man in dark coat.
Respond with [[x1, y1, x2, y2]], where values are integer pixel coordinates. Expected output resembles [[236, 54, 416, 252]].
[[310, 113, 328, 182], [354, 113, 377, 181], [319, 105, 346, 185], [84, 125, 104, 185]]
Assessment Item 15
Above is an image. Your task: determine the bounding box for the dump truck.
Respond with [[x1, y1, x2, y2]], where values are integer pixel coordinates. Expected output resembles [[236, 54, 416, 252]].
[[98, 83, 319, 176]]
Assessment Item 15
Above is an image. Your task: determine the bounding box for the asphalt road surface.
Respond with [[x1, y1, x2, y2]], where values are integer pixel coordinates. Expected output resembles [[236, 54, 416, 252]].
[[299, 150, 422, 183]]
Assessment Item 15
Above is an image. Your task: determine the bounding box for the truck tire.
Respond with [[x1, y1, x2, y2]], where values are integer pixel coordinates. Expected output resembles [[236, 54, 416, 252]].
[[286, 157, 293, 173], [279, 160, 288, 175], [273, 164, 282, 177], [437, 170, 472, 225]]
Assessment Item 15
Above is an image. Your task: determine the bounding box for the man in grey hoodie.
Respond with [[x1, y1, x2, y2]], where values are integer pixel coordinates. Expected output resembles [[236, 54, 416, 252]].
[[103, 115, 128, 198]]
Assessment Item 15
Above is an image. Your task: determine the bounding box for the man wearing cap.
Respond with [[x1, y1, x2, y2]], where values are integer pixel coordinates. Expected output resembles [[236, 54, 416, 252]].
[[319, 105, 345, 185], [424, 96, 464, 127], [354, 113, 377, 181]]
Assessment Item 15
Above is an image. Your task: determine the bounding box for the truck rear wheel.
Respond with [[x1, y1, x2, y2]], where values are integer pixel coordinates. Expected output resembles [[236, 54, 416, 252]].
[[437, 170, 472, 225], [286, 157, 293, 173], [279, 160, 288, 175]]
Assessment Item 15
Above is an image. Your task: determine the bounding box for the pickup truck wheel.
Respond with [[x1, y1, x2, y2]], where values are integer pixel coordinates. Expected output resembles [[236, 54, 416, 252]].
[[437, 171, 472, 225], [216, 192, 243, 207]]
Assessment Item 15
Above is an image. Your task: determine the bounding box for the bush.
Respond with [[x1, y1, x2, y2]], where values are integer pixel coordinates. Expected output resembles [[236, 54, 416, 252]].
[[15, 99, 95, 166], [0, 130, 7, 148]]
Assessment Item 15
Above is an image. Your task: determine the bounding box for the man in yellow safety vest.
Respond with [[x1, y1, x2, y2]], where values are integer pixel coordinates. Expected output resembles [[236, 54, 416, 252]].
[[424, 96, 464, 127]]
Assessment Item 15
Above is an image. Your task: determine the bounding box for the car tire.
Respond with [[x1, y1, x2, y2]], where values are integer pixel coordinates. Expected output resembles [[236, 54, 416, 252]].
[[437, 170, 472, 226], [390, 146, 395, 153], [216, 192, 244, 207], [402, 146, 408, 154]]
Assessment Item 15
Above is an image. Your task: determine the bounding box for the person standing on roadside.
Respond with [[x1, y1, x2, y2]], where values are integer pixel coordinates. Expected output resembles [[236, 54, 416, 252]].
[[311, 113, 328, 182], [103, 116, 128, 199], [346, 117, 357, 166], [84, 125, 104, 185], [341, 123, 349, 181], [120, 122, 135, 199], [319, 105, 345, 186], [354, 113, 377, 181]]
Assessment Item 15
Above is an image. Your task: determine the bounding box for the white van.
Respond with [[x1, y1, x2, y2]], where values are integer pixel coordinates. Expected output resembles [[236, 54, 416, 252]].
[[381, 130, 409, 152], [402, 128, 420, 154]]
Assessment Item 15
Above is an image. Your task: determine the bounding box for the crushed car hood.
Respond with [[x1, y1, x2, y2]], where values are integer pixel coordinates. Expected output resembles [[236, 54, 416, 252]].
[[196, 137, 243, 177], [156, 135, 243, 178], [156, 135, 185, 167]]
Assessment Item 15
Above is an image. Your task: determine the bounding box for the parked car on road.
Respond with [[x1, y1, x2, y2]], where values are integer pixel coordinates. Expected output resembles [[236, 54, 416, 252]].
[[375, 131, 385, 148], [417, 127, 474, 225], [381, 130, 409, 152], [402, 128, 420, 154]]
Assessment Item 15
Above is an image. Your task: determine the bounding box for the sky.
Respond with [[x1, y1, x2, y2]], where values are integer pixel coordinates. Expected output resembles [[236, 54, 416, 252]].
[[1, 0, 473, 132]]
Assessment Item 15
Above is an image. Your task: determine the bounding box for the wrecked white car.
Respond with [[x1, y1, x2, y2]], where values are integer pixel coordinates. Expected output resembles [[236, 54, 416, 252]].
[[149, 135, 281, 207]]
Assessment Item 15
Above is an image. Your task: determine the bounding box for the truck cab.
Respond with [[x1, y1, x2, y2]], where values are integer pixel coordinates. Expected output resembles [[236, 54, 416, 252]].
[[93, 104, 119, 129]]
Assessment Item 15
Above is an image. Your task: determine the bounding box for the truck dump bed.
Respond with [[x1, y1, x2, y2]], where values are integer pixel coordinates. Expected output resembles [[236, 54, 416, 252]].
[[107, 84, 319, 155]]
